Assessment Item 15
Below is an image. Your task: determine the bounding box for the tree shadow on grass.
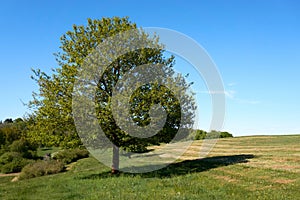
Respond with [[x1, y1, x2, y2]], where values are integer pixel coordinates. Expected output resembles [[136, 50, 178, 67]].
[[79, 154, 255, 179]]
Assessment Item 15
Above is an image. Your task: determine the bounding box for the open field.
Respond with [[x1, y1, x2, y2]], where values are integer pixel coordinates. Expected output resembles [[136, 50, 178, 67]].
[[0, 135, 299, 199]]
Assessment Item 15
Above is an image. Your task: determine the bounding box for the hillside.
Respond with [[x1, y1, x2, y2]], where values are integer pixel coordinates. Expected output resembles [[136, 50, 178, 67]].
[[0, 135, 299, 199]]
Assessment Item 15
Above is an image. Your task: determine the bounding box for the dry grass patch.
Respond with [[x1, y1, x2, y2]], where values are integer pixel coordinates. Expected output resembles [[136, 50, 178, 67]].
[[212, 174, 238, 183], [183, 136, 300, 174], [272, 179, 296, 184]]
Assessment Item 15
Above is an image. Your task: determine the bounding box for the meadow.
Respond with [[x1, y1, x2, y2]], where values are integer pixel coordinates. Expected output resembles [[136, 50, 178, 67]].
[[0, 135, 299, 200]]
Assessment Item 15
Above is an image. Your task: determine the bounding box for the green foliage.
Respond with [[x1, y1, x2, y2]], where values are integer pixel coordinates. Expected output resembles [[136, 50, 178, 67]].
[[9, 139, 38, 159], [0, 145, 9, 156], [0, 130, 5, 145], [194, 130, 207, 140], [52, 148, 89, 164], [220, 131, 233, 138], [0, 117, 28, 146], [29, 17, 196, 171], [0, 152, 22, 165], [206, 130, 221, 139], [28, 17, 140, 148], [0, 123, 21, 145], [18, 160, 65, 180], [194, 130, 233, 140], [122, 144, 148, 153], [0, 119, 39, 173], [3, 119, 13, 124], [0, 152, 32, 173]]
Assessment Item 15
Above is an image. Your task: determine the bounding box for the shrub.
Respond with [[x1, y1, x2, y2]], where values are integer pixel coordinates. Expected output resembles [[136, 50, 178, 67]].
[[0, 144, 9, 156], [206, 131, 220, 139], [124, 144, 148, 153], [194, 130, 207, 140], [0, 123, 21, 145], [0, 152, 32, 173], [9, 139, 38, 159], [0, 129, 5, 145], [18, 160, 65, 180], [220, 131, 233, 138], [0, 159, 32, 174], [52, 148, 89, 164], [0, 152, 22, 164], [196, 130, 234, 139]]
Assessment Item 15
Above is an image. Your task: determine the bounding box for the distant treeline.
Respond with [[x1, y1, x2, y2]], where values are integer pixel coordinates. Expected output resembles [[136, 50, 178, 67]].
[[0, 118, 38, 174], [0, 118, 27, 146], [192, 129, 233, 140]]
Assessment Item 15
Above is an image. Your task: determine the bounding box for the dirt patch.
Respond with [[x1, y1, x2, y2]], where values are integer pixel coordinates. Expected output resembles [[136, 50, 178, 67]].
[[0, 173, 20, 177], [65, 162, 77, 171]]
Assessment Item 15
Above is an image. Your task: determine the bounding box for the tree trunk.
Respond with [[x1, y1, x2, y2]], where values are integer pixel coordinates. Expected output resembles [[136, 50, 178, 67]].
[[111, 145, 120, 174]]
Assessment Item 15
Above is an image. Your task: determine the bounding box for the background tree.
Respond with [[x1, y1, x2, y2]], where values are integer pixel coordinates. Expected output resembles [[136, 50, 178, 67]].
[[193, 129, 233, 140], [29, 17, 196, 173], [0, 120, 21, 145], [0, 117, 32, 152], [4, 118, 13, 124]]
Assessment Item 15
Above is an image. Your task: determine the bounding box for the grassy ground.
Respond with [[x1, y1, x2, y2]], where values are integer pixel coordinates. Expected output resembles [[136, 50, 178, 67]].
[[36, 147, 61, 158], [0, 135, 299, 200]]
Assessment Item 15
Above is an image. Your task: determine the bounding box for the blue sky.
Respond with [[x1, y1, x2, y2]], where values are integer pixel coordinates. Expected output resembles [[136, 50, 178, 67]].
[[0, 0, 299, 136]]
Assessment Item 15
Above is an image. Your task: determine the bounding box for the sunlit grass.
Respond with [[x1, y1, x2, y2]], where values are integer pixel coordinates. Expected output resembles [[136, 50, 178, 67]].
[[0, 135, 299, 199]]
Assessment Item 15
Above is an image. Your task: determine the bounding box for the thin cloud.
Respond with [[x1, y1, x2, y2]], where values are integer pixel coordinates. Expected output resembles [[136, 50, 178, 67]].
[[235, 98, 261, 105], [195, 90, 235, 99], [228, 82, 237, 87], [224, 90, 236, 99], [195, 89, 260, 105]]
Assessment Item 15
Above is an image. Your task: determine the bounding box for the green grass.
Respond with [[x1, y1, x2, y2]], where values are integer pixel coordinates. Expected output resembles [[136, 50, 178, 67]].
[[0, 135, 299, 200], [36, 147, 61, 158]]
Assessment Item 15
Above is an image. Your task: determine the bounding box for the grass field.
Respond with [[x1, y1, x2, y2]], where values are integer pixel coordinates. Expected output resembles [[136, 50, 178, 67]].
[[0, 135, 299, 199]]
